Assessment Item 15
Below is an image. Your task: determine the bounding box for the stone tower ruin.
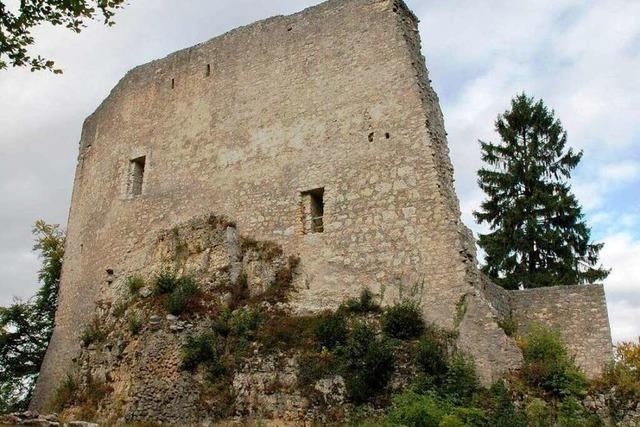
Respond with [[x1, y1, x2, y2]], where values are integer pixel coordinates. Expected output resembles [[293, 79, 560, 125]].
[[31, 0, 613, 411]]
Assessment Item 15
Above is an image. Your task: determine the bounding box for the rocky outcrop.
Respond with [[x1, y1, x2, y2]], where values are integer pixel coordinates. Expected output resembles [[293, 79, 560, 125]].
[[583, 391, 640, 427]]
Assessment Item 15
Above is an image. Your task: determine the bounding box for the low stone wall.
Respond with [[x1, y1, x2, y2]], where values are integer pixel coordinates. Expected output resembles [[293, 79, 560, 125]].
[[510, 284, 613, 377], [478, 274, 512, 319]]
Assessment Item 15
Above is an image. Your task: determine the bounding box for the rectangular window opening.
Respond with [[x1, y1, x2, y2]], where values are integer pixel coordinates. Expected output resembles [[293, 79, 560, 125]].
[[128, 156, 146, 196], [206, 64, 211, 77], [301, 188, 324, 233]]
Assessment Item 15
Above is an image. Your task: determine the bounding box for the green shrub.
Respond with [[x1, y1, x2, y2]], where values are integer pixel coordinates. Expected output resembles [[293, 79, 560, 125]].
[[165, 292, 187, 315], [297, 350, 336, 389], [557, 397, 603, 427], [164, 276, 201, 315], [314, 311, 348, 350], [439, 415, 466, 427], [155, 270, 179, 295], [415, 331, 448, 378], [386, 391, 447, 427], [521, 324, 587, 397], [127, 311, 144, 335], [343, 288, 381, 314], [181, 331, 225, 379], [497, 316, 517, 337], [80, 318, 106, 347], [177, 276, 200, 295], [522, 324, 568, 364], [212, 308, 232, 337], [451, 407, 488, 426], [338, 321, 395, 403], [482, 381, 527, 427], [229, 307, 263, 339], [126, 275, 145, 295], [381, 301, 425, 340], [526, 398, 551, 427], [440, 353, 478, 405], [212, 307, 262, 340]]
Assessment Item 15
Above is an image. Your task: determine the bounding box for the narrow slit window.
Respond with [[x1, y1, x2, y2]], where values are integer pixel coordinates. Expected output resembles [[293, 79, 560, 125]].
[[171, 78, 175, 89], [128, 156, 146, 196], [301, 188, 324, 233], [206, 64, 211, 76]]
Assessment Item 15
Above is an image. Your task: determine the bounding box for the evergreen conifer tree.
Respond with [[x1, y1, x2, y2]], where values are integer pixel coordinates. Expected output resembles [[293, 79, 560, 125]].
[[474, 94, 609, 289]]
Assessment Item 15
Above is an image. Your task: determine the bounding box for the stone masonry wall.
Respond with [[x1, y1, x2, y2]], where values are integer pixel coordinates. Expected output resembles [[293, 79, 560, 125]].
[[30, 0, 613, 410], [32, 0, 496, 408], [510, 284, 613, 378]]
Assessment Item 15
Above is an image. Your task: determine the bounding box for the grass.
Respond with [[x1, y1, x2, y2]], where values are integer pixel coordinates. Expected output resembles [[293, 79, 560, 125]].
[[126, 275, 145, 295], [127, 311, 144, 335], [80, 317, 106, 347]]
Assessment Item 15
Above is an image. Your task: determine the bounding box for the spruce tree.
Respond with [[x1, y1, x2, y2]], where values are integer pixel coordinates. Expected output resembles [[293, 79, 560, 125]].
[[474, 94, 609, 289]]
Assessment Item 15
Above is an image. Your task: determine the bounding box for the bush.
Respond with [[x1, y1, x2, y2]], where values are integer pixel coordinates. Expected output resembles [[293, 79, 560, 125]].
[[595, 337, 640, 408], [343, 288, 381, 314], [522, 324, 568, 364], [181, 331, 225, 379], [440, 353, 478, 405], [415, 331, 448, 378], [165, 292, 188, 315], [228, 307, 263, 339], [386, 391, 447, 427], [381, 301, 425, 340], [439, 415, 466, 427], [451, 407, 489, 426], [155, 270, 179, 295], [338, 321, 395, 403], [127, 311, 144, 335], [314, 311, 348, 350], [212, 308, 232, 338], [297, 350, 336, 389], [521, 324, 587, 397], [163, 276, 201, 315], [497, 316, 517, 337], [482, 381, 527, 427], [525, 398, 551, 427], [126, 275, 145, 295], [557, 397, 603, 427], [80, 318, 106, 347]]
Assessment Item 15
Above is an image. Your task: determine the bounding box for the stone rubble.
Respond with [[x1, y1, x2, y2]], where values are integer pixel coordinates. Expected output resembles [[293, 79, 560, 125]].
[[0, 411, 98, 427]]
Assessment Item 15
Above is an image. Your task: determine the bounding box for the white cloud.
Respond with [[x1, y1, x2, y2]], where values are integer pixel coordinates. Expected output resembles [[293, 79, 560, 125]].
[[608, 299, 640, 344], [599, 161, 640, 182]]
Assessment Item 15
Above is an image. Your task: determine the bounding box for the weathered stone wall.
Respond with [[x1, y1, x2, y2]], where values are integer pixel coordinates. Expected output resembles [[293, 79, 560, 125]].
[[478, 274, 512, 320], [510, 284, 613, 377], [30, 0, 613, 411], [32, 0, 493, 408]]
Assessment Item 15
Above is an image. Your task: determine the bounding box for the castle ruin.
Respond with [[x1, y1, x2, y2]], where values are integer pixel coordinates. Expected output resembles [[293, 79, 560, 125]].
[[31, 0, 613, 415]]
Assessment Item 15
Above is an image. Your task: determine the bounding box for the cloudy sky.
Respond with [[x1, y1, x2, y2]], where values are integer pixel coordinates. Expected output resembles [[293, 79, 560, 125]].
[[1, 0, 638, 342]]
